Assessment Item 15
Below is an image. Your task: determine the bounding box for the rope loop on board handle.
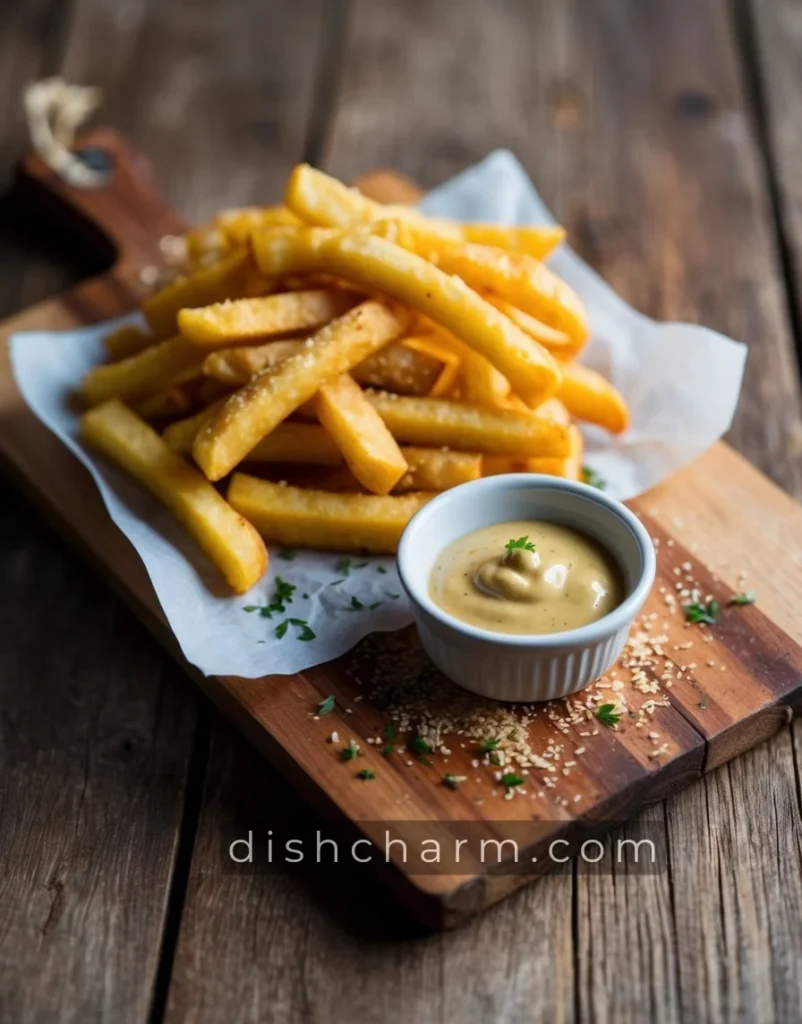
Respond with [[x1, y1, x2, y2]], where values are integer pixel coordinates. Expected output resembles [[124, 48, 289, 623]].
[[23, 77, 110, 189]]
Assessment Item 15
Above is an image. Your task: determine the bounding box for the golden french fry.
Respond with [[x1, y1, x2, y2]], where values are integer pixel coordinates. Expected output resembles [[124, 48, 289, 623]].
[[526, 396, 571, 424], [215, 205, 302, 246], [397, 337, 461, 397], [365, 391, 570, 456], [486, 297, 581, 357], [204, 334, 453, 397], [285, 164, 462, 240], [527, 424, 584, 479], [104, 322, 153, 361], [134, 387, 191, 421], [395, 447, 481, 491], [432, 332, 510, 407], [81, 400, 267, 592], [202, 339, 303, 387], [193, 300, 408, 481], [142, 249, 269, 338], [178, 288, 357, 346], [460, 224, 566, 259], [246, 422, 341, 464], [227, 473, 431, 554], [81, 335, 205, 406], [163, 398, 228, 454], [245, 425, 480, 491], [416, 240, 588, 344], [558, 361, 629, 434], [251, 228, 561, 407], [315, 374, 408, 495]]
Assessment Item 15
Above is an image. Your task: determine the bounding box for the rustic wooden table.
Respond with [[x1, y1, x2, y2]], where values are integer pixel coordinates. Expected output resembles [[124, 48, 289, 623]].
[[2, 1, 802, 1021]]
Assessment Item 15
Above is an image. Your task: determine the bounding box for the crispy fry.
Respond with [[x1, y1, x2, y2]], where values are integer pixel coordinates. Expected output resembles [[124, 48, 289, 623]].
[[178, 288, 357, 346], [202, 339, 302, 386], [364, 391, 570, 456], [142, 249, 269, 338], [247, 422, 341, 464], [409, 238, 588, 344], [285, 163, 462, 240], [215, 205, 302, 246], [432, 333, 510, 407], [486, 297, 581, 357], [527, 424, 584, 479], [203, 334, 453, 397], [163, 398, 228, 454], [193, 301, 408, 481], [81, 335, 205, 406], [104, 322, 153, 360], [558, 361, 629, 434], [243, 425, 480, 491], [460, 224, 566, 259], [315, 373, 408, 495], [483, 423, 583, 479], [397, 337, 461, 396], [252, 228, 561, 406], [81, 400, 267, 592], [227, 473, 431, 554], [395, 447, 481, 491], [134, 387, 191, 421], [527, 396, 571, 424]]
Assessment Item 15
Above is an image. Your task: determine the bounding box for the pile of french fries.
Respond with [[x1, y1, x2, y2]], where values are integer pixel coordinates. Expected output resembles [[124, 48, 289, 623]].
[[79, 164, 629, 593]]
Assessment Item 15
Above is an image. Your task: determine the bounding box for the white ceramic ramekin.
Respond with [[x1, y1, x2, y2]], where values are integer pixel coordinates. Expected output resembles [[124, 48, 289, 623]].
[[397, 474, 655, 703]]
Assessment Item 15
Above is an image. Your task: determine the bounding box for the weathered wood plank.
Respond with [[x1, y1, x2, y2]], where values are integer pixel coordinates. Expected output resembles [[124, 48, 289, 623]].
[[164, 720, 576, 1024], [60, 0, 336, 222], [0, 489, 198, 1023]]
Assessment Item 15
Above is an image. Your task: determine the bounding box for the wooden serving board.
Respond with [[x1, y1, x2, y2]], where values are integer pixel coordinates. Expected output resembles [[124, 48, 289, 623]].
[[3, 129, 802, 930]]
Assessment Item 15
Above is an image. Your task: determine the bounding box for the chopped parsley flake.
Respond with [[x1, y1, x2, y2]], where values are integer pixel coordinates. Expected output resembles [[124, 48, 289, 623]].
[[385, 592, 400, 600], [246, 577, 297, 619], [501, 773, 524, 789], [685, 600, 719, 625], [478, 737, 500, 753], [376, 566, 388, 574], [728, 591, 756, 606], [595, 703, 623, 727], [410, 736, 433, 765], [335, 558, 352, 577], [275, 617, 315, 641], [317, 694, 335, 716], [443, 774, 462, 790], [349, 595, 364, 611], [382, 721, 398, 757], [582, 466, 607, 490], [339, 740, 360, 761], [504, 536, 536, 556], [278, 548, 296, 561], [356, 768, 376, 780]]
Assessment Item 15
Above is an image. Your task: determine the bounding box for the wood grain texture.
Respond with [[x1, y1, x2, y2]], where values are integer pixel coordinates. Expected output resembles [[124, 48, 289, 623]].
[[0, 457, 197, 1024], [60, 0, 336, 222]]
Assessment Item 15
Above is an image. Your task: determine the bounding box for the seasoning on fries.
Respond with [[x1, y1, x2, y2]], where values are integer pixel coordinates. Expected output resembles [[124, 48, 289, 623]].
[[76, 161, 629, 592]]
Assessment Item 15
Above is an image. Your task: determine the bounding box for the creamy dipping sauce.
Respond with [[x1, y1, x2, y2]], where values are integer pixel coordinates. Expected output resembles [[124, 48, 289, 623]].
[[429, 520, 623, 635]]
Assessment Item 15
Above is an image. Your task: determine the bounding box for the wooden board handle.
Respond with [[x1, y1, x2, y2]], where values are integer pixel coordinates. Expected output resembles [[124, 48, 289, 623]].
[[19, 127, 189, 286]]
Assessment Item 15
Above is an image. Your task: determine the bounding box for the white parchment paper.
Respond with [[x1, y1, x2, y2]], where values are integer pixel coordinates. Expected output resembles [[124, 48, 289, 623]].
[[10, 150, 747, 677]]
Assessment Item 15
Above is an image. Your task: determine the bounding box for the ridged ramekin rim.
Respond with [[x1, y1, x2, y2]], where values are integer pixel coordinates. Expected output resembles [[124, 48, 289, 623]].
[[397, 473, 656, 651]]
